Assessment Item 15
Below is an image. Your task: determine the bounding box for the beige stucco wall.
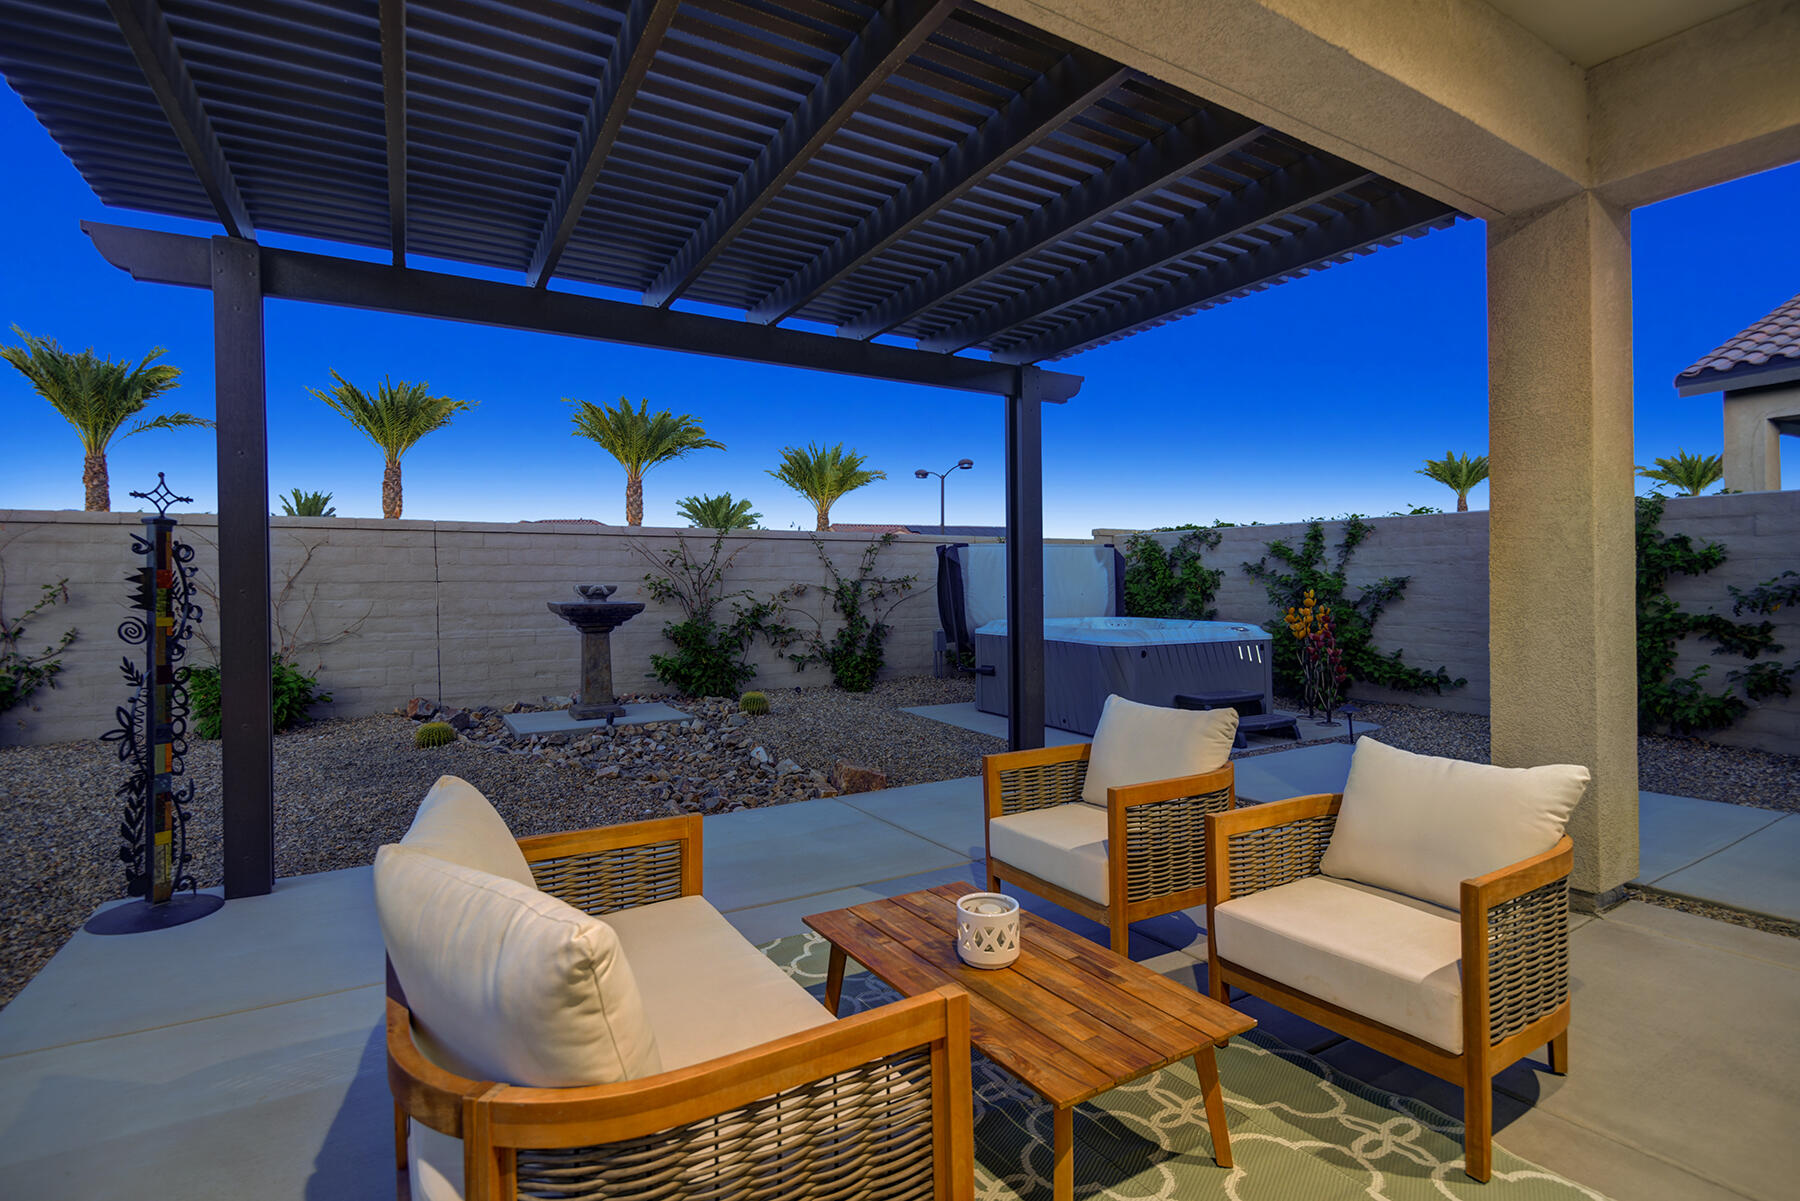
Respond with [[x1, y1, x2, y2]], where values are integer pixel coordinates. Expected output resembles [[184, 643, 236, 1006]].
[[1099, 490, 1800, 759], [0, 513, 963, 746], [1723, 381, 1800, 492]]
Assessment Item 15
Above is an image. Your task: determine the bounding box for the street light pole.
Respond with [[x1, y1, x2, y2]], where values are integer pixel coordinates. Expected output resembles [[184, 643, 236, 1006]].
[[914, 459, 974, 535]]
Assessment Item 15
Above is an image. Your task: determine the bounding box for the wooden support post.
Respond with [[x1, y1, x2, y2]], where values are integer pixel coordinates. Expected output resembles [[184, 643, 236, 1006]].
[[1006, 369, 1045, 751], [212, 236, 274, 899]]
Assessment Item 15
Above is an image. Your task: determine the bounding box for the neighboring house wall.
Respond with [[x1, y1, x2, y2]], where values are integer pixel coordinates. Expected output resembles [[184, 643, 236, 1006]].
[[0, 514, 964, 746], [1098, 490, 1800, 754], [1723, 380, 1800, 492]]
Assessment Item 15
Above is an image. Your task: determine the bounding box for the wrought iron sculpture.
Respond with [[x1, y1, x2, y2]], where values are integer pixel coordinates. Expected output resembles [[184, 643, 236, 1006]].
[[86, 475, 223, 934]]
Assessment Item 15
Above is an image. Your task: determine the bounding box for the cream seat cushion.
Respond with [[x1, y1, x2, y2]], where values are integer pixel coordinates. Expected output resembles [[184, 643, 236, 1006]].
[[604, 895, 834, 1068], [1213, 875, 1465, 1053], [1319, 739, 1590, 909], [406, 895, 833, 1201], [988, 803, 1109, 905], [375, 844, 661, 1088], [398, 774, 536, 888], [1080, 695, 1237, 807]]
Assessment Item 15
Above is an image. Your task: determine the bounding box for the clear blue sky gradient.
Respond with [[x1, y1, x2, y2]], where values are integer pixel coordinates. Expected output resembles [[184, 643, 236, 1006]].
[[3, 82, 1797, 537]]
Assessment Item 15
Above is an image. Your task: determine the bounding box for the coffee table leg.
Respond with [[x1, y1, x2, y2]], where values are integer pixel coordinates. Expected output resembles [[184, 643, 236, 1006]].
[[824, 943, 846, 1015], [1052, 1105, 1073, 1201], [1194, 1046, 1233, 1168]]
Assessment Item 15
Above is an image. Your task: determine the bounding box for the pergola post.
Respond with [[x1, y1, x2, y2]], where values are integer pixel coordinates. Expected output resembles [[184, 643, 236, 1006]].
[[1005, 368, 1046, 751], [211, 235, 275, 899], [1487, 192, 1638, 907]]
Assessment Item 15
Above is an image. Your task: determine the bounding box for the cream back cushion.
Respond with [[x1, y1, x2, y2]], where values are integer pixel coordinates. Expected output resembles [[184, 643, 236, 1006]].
[[1319, 738, 1589, 909], [399, 774, 536, 888], [1080, 695, 1237, 807], [375, 845, 662, 1087]]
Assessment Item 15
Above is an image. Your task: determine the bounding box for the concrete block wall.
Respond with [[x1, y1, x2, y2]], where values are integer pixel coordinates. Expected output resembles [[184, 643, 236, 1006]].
[[0, 512, 958, 746], [1097, 489, 1800, 754]]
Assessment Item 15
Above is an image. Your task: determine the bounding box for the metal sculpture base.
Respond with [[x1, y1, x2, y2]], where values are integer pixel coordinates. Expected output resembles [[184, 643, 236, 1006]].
[[84, 892, 224, 936]]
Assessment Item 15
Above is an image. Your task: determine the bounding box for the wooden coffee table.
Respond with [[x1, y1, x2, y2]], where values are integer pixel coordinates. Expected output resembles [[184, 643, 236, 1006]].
[[804, 882, 1254, 1201]]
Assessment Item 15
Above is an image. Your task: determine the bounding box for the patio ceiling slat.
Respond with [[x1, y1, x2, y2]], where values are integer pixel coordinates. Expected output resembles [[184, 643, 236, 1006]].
[[0, 0, 1465, 362]]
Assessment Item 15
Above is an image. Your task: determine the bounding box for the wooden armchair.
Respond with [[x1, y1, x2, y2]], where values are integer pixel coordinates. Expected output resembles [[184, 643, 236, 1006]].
[[386, 813, 974, 1201], [1205, 795, 1573, 1181], [983, 742, 1234, 953]]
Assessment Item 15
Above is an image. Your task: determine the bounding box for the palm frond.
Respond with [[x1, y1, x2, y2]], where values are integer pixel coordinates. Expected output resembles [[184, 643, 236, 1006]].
[[1415, 450, 1489, 493], [767, 442, 886, 510], [676, 492, 761, 531], [1637, 449, 1723, 497], [311, 369, 474, 460], [568, 397, 723, 473], [123, 411, 215, 439], [2, 326, 187, 453]]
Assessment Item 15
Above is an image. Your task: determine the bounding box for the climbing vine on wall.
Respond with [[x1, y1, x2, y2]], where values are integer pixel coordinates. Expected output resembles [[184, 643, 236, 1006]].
[[1122, 529, 1224, 620], [1244, 518, 1464, 696], [1635, 495, 1795, 735]]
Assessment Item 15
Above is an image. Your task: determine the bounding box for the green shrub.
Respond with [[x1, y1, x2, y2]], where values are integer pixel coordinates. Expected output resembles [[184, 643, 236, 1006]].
[[638, 532, 793, 698], [1122, 530, 1223, 620], [786, 535, 916, 692], [738, 690, 769, 715], [0, 578, 76, 716], [185, 655, 332, 739], [414, 720, 455, 748]]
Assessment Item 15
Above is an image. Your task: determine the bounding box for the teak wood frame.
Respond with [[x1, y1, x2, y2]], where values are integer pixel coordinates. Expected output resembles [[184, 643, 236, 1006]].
[[385, 814, 975, 1201], [983, 742, 1234, 954], [1204, 794, 1574, 1182]]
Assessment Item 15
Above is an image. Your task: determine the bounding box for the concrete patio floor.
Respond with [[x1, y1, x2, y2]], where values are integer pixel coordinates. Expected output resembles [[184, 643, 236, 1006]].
[[2, 765, 1795, 1200]]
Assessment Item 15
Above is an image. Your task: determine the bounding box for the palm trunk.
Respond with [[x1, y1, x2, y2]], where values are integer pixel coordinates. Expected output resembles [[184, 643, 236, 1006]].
[[815, 503, 830, 532], [1456, 493, 1468, 513], [383, 458, 403, 519], [83, 452, 110, 511], [626, 472, 644, 526]]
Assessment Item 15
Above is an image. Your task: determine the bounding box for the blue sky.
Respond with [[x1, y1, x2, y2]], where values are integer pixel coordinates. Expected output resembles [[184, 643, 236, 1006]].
[[2, 82, 1796, 538]]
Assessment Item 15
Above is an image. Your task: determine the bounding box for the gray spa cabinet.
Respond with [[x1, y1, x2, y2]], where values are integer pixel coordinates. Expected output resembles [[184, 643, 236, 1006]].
[[973, 617, 1275, 736]]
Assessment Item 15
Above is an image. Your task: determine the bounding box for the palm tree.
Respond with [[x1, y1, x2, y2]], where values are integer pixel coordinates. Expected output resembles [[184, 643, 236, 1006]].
[[1415, 450, 1489, 512], [311, 370, 473, 519], [768, 442, 886, 531], [676, 492, 761, 531], [277, 488, 337, 517], [1, 326, 211, 511], [1638, 449, 1723, 496], [569, 397, 723, 526]]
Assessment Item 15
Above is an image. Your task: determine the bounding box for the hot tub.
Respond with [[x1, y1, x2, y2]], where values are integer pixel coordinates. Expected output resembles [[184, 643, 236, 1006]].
[[974, 616, 1274, 736]]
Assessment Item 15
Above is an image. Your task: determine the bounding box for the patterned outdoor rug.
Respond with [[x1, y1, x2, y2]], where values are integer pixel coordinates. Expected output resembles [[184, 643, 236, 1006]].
[[761, 932, 1609, 1201]]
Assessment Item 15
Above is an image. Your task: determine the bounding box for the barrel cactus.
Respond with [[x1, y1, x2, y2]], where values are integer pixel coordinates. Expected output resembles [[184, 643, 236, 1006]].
[[738, 690, 770, 716], [414, 720, 456, 748]]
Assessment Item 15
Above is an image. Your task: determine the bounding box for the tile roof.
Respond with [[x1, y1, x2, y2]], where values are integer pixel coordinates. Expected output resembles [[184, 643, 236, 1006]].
[[1675, 293, 1800, 393]]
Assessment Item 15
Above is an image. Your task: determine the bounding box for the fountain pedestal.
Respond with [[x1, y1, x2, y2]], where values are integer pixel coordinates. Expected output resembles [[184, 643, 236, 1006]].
[[546, 586, 645, 720]]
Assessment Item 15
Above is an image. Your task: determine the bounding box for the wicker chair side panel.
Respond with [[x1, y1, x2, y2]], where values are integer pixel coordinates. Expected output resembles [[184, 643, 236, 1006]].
[[512, 1047, 938, 1201], [1122, 788, 1233, 904], [529, 840, 686, 917], [1485, 875, 1571, 1044], [1222, 815, 1337, 900], [996, 759, 1088, 817]]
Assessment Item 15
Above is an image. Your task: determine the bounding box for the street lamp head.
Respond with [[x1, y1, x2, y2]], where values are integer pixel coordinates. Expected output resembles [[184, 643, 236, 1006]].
[[957, 459, 974, 470], [914, 468, 930, 479]]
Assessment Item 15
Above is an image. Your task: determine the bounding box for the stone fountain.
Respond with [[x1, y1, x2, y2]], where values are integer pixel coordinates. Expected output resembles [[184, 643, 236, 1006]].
[[547, 584, 645, 720]]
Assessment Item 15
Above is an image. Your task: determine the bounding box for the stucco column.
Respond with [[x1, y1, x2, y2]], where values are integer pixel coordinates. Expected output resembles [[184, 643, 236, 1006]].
[[1488, 192, 1638, 905], [1723, 384, 1799, 492]]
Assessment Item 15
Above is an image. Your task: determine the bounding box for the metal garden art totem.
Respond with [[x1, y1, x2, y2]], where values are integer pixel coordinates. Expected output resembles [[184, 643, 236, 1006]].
[[1283, 588, 1348, 726], [86, 475, 223, 934]]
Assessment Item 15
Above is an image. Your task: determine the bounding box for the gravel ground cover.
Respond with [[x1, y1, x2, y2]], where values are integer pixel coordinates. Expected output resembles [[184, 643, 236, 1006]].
[[4, 678, 1796, 1008]]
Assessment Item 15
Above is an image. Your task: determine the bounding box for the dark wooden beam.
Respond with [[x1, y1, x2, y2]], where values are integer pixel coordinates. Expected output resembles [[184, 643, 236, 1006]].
[[838, 105, 1264, 341], [527, 0, 680, 287], [379, 0, 406, 266], [82, 221, 1083, 401], [921, 155, 1375, 353], [210, 236, 274, 898], [1005, 369, 1045, 752], [998, 190, 1458, 363], [642, 0, 957, 308], [748, 51, 1128, 325], [104, 0, 253, 239]]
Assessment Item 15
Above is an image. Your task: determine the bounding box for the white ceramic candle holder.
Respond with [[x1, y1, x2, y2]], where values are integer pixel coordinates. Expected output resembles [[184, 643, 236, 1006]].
[[955, 891, 1021, 969]]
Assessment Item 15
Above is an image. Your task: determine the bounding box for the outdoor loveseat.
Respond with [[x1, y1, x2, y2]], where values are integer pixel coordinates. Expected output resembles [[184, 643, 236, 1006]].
[[1205, 739, 1588, 1181], [377, 775, 973, 1201], [984, 696, 1239, 953]]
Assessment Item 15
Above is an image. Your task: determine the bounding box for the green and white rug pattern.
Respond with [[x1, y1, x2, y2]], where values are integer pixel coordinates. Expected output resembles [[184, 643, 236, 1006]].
[[761, 932, 1608, 1201]]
